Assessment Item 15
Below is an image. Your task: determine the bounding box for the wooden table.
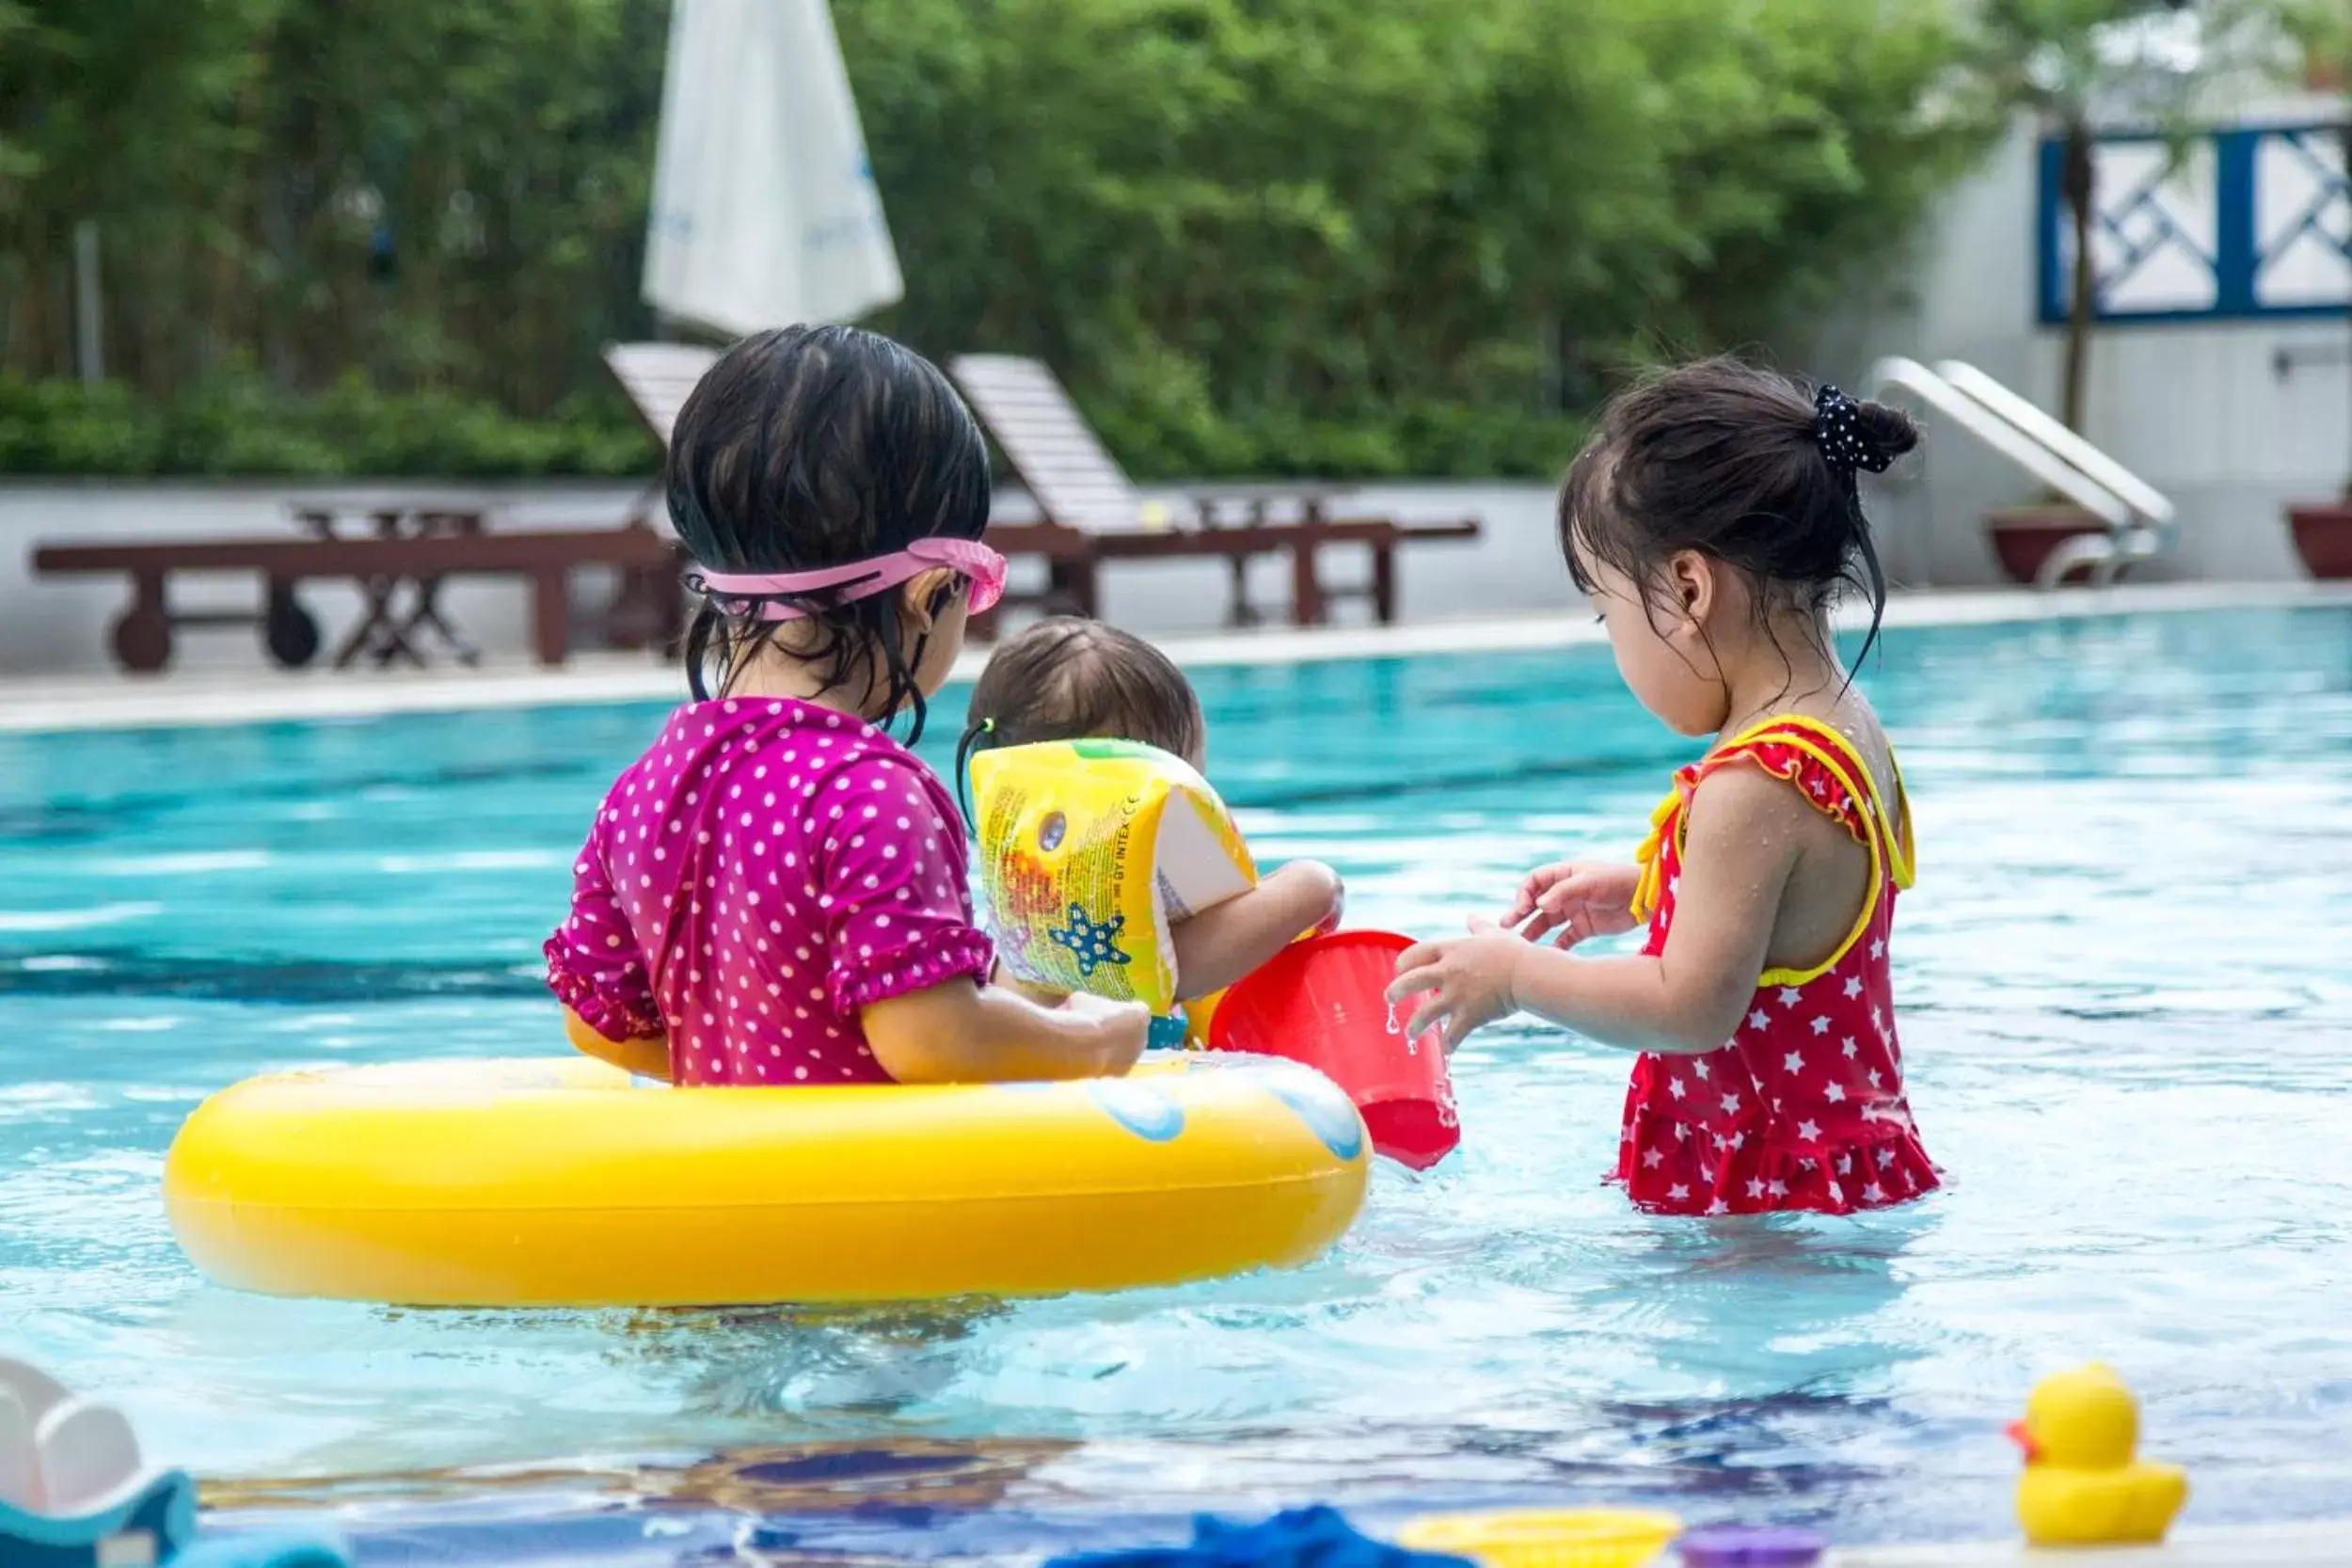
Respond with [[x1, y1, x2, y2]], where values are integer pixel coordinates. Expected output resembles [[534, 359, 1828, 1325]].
[[290, 504, 487, 667]]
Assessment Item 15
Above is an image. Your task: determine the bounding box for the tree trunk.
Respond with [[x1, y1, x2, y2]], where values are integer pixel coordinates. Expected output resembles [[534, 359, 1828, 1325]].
[[2059, 121, 2096, 436]]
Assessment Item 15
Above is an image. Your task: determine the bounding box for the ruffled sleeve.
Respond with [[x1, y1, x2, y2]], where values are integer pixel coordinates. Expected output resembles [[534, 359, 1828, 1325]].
[[1713, 738, 1870, 846], [543, 810, 665, 1044], [815, 753, 995, 1015]]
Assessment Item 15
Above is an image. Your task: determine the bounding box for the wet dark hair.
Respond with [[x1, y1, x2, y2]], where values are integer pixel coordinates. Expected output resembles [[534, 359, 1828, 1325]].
[[667, 324, 991, 743], [1560, 356, 1918, 671], [955, 617, 1207, 818]]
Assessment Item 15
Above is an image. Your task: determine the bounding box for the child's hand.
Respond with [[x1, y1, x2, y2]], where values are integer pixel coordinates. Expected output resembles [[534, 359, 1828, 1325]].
[[1502, 861, 1641, 949], [1386, 917, 1525, 1052], [1061, 990, 1152, 1074]]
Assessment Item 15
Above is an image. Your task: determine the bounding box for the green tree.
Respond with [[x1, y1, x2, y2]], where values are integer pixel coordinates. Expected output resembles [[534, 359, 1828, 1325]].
[[2, 0, 1994, 478], [0, 0, 278, 377], [1, 0, 664, 406], [837, 0, 1982, 476]]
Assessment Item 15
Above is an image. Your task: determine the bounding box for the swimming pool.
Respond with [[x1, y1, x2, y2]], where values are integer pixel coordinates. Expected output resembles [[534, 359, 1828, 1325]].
[[5, 605, 2351, 1562]]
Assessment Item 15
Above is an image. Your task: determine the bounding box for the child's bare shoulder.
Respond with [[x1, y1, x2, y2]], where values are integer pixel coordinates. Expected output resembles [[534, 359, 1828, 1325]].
[[1683, 759, 1826, 837]]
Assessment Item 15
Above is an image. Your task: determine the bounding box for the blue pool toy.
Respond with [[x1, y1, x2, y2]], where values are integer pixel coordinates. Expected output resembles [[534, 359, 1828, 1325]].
[[1045, 1505, 1474, 1568], [167, 1530, 350, 1568], [0, 1357, 347, 1568], [1, 1356, 197, 1568]]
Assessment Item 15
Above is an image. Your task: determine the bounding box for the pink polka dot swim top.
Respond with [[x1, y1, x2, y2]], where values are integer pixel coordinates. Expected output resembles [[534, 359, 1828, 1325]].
[[546, 697, 994, 1085]]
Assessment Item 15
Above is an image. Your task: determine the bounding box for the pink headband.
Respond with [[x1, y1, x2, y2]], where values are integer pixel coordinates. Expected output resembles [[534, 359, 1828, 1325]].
[[694, 537, 1007, 622]]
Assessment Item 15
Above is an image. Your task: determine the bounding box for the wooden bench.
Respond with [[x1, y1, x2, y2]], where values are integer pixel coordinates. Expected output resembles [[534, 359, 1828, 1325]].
[[31, 522, 682, 673]]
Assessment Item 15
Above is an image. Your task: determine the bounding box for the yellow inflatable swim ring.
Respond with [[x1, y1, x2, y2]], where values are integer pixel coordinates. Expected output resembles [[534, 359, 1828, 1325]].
[[163, 1053, 1368, 1308]]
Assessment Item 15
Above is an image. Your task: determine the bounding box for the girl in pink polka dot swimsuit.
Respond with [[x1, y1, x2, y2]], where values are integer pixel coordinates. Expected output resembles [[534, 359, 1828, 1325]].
[[545, 327, 1150, 1087]]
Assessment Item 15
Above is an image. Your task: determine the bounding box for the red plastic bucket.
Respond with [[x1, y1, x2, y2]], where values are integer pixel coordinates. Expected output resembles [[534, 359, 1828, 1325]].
[[1207, 929, 1460, 1170]]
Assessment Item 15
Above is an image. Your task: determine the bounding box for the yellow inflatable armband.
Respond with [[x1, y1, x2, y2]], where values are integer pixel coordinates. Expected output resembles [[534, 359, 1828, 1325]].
[[971, 739, 1255, 1014]]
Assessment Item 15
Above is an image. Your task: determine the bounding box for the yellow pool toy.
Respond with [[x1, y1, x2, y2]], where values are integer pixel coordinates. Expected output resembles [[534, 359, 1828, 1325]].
[[164, 1053, 1369, 1308], [1395, 1509, 1683, 1568], [2009, 1363, 2187, 1548]]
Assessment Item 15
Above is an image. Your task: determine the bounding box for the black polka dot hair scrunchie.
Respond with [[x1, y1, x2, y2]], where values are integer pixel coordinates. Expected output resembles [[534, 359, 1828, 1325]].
[[1813, 384, 1899, 476]]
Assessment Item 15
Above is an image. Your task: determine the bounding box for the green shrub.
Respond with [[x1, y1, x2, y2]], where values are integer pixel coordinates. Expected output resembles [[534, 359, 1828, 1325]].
[[1090, 398, 1585, 483], [0, 377, 166, 474], [0, 369, 658, 480], [0, 366, 1579, 482]]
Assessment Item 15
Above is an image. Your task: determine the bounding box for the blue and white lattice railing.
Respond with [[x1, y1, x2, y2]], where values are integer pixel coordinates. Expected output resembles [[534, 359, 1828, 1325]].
[[2039, 121, 2350, 324]]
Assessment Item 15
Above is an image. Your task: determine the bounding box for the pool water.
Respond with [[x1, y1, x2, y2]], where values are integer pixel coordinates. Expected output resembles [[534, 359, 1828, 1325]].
[[5, 607, 2352, 1560]]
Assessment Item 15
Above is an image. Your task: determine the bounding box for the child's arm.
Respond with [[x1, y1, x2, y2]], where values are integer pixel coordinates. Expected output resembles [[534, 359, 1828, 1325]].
[[1171, 860, 1343, 1001], [563, 990, 1141, 1085], [547, 816, 675, 1078], [992, 961, 1072, 1008], [564, 1007, 673, 1082], [1390, 768, 1802, 1053], [864, 981, 1149, 1084]]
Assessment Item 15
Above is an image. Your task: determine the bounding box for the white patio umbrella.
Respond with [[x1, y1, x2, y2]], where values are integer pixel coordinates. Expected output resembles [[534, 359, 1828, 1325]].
[[642, 0, 904, 338]]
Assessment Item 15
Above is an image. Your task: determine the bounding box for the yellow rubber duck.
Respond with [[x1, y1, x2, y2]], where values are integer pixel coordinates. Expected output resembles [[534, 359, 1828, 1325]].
[[2008, 1363, 2187, 1547]]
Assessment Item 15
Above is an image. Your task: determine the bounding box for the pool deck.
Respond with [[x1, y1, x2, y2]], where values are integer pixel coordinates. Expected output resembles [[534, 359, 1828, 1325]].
[[1, 579, 2345, 737]]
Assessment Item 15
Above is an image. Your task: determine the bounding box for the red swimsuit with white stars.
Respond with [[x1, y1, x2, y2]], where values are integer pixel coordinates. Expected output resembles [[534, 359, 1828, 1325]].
[[1611, 714, 1939, 1216]]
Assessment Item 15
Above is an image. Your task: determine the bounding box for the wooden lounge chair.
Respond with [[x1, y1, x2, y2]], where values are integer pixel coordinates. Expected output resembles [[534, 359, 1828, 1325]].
[[603, 342, 1098, 634], [602, 342, 721, 454], [949, 355, 1480, 627]]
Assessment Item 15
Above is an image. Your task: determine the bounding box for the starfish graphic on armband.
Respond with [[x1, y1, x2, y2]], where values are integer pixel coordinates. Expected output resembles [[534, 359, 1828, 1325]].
[[1048, 903, 1132, 977]]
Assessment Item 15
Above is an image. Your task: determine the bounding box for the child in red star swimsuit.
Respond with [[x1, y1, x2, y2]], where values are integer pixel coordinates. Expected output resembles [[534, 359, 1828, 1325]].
[[1390, 358, 1940, 1216]]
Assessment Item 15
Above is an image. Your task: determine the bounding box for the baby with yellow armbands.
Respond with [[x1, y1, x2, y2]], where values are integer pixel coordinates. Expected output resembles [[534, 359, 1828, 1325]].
[[959, 619, 1342, 1049]]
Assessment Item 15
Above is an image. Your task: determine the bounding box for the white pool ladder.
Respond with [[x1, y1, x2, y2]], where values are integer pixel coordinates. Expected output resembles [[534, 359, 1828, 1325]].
[[1868, 357, 2177, 589]]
